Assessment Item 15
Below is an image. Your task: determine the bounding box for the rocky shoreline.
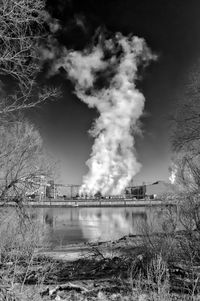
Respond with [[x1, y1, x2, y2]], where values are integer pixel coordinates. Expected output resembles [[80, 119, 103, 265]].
[[2, 234, 200, 300]]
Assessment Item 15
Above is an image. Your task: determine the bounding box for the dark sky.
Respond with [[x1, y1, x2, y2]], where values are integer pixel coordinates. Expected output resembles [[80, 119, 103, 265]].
[[32, 0, 200, 185]]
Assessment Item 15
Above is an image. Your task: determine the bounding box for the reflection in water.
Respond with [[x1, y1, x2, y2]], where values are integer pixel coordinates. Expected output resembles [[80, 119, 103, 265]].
[[44, 211, 53, 227], [77, 208, 147, 242], [30, 206, 170, 249]]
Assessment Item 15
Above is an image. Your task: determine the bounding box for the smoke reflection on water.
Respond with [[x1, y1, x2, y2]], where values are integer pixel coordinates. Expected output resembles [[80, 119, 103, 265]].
[[32, 206, 168, 249]]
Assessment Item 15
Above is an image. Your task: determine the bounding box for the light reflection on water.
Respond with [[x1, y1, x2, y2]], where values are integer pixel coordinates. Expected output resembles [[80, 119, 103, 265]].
[[33, 206, 170, 249]]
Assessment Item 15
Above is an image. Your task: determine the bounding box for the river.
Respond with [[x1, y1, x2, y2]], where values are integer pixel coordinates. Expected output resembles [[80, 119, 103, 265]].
[[25, 206, 178, 249]]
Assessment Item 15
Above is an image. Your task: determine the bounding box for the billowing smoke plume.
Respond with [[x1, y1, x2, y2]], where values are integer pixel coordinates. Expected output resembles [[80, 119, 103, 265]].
[[48, 32, 155, 196], [169, 164, 177, 184]]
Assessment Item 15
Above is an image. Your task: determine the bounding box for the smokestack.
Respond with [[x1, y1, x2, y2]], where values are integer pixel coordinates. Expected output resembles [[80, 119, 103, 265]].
[[47, 31, 156, 196]]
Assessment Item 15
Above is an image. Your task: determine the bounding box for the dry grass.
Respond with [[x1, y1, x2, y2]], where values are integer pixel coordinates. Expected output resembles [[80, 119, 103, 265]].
[[0, 207, 55, 300]]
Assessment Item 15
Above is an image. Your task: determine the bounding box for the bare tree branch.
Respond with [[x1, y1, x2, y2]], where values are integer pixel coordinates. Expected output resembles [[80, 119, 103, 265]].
[[0, 120, 56, 202], [0, 0, 60, 114], [171, 60, 200, 155]]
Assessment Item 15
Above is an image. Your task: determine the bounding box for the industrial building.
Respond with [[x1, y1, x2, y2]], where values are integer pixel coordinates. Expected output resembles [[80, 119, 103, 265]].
[[26, 178, 175, 202]]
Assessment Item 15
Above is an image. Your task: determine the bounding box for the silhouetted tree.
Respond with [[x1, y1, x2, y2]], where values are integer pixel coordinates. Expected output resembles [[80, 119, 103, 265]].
[[0, 119, 54, 202], [171, 60, 200, 155], [0, 0, 59, 114]]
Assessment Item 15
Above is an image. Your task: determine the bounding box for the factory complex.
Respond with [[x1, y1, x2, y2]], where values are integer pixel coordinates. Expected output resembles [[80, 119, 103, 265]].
[[25, 177, 174, 202]]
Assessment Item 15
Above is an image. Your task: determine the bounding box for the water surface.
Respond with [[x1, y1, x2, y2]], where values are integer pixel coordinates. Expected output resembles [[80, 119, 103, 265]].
[[31, 206, 174, 249]]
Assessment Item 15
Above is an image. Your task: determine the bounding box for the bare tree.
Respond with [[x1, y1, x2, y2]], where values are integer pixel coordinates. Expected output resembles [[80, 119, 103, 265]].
[[0, 119, 54, 203], [166, 61, 200, 263], [169, 59, 200, 190], [171, 60, 200, 154], [0, 0, 59, 114], [171, 153, 200, 190]]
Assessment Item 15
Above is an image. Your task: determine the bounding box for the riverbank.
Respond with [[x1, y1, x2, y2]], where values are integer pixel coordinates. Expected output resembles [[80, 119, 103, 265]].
[[38, 234, 142, 261], [1, 201, 199, 300], [2, 233, 198, 301]]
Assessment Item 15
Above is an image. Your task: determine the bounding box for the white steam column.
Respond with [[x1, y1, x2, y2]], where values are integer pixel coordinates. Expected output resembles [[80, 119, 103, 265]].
[[50, 32, 156, 196]]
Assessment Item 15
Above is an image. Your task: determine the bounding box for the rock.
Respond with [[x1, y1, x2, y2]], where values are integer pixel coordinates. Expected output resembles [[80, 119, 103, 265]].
[[138, 293, 148, 301], [97, 291, 108, 300]]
